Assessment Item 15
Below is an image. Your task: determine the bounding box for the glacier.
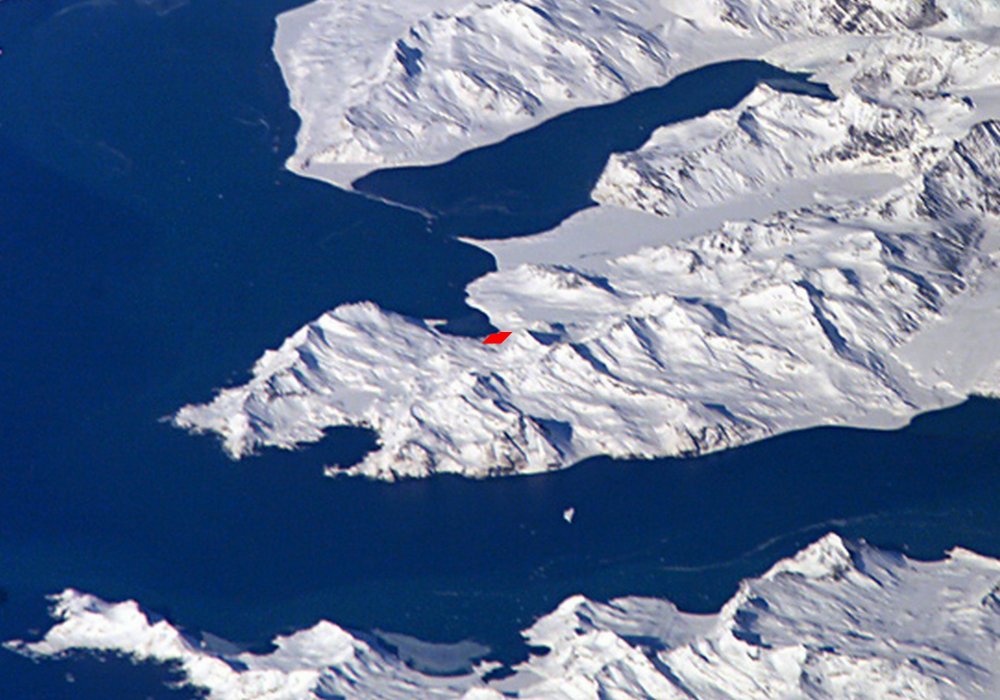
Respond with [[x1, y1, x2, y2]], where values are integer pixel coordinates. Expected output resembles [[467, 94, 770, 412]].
[[8, 534, 1000, 699], [176, 5, 1000, 480]]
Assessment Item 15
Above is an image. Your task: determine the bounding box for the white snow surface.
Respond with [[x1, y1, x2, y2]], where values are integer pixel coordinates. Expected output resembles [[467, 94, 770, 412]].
[[9, 534, 1000, 699], [177, 8, 1000, 480]]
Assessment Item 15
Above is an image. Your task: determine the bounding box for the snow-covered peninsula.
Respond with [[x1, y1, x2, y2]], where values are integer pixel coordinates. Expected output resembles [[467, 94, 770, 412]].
[[274, 0, 990, 188], [10, 534, 1000, 699], [178, 2, 1000, 480]]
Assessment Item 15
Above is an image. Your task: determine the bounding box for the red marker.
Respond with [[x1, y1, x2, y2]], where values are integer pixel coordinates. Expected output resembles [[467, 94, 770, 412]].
[[483, 331, 512, 345]]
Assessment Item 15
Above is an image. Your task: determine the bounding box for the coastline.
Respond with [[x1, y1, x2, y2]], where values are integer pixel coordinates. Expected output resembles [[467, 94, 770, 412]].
[[271, 0, 776, 190], [12, 533, 1000, 699]]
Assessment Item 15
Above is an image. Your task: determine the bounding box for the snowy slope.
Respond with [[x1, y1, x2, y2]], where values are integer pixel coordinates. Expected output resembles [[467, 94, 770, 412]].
[[9, 534, 1000, 699], [275, 0, 967, 188]]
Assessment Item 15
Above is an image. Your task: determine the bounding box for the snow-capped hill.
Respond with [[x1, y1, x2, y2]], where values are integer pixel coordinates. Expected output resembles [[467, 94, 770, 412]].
[[10, 535, 1000, 699], [276, 0, 681, 186], [174, 302, 581, 476], [275, 0, 993, 188], [517, 533, 1000, 700], [761, 531, 856, 579], [595, 85, 930, 217], [595, 35, 1000, 219], [6, 589, 484, 700]]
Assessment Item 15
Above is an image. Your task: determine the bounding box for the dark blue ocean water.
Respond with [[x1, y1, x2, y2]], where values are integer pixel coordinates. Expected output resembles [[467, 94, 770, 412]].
[[0, 1, 998, 698]]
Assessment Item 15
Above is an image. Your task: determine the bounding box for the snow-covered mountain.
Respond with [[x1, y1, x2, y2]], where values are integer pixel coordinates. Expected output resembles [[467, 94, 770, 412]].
[[10, 534, 1000, 699], [275, 0, 989, 188], [175, 23, 1000, 480]]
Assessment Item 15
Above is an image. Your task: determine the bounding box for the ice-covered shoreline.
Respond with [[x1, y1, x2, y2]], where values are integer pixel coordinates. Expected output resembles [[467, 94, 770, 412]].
[[9, 533, 1000, 699]]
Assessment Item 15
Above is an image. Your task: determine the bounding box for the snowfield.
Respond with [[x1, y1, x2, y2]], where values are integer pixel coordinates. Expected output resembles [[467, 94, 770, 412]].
[[9, 534, 1000, 699], [176, 17, 1000, 480]]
